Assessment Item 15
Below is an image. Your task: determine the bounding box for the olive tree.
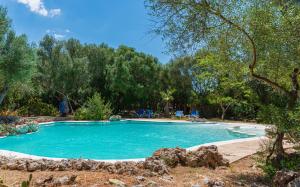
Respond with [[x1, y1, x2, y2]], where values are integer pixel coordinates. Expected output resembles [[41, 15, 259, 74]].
[[0, 7, 33, 106], [145, 0, 300, 164]]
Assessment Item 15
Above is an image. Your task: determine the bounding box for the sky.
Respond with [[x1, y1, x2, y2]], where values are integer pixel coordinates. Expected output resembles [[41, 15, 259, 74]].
[[0, 0, 171, 63]]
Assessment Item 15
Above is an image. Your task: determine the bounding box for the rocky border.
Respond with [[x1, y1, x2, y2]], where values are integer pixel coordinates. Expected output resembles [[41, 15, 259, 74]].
[[0, 146, 229, 177]]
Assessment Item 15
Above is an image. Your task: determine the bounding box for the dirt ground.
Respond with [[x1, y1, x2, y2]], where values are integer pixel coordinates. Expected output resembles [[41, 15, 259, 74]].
[[0, 155, 271, 187]]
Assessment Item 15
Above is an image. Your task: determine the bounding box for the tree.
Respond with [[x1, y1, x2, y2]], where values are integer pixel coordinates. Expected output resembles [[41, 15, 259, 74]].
[[83, 43, 114, 99], [0, 7, 33, 106], [160, 88, 176, 116], [106, 45, 162, 111], [166, 57, 195, 111], [34, 36, 90, 111], [146, 0, 300, 164]]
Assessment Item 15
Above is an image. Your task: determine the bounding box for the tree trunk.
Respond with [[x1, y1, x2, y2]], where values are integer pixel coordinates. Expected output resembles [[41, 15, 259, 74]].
[[0, 83, 9, 106], [271, 69, 299, 166], [221, 108, 225, 121], [220, 104, 229, 121], [275, 132, 285, 158], [164, 102, 170, 117]]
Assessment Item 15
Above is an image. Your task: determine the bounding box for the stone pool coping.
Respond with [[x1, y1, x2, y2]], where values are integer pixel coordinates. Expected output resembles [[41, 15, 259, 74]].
[[0, 119, 267, 163]]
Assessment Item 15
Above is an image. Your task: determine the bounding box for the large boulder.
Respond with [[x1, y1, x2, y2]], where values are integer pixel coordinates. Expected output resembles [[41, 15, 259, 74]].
[[143, 157, 169, 175], [35, 175, 77, 186], [186, 146, 229, 169], [26, 160, 41, 172], [273, 170, 299, 187], [52, 175, 77, 186], [152, 147, 187, 167]]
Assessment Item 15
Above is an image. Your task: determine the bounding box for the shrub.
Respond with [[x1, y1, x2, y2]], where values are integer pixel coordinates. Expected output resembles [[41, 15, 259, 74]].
[[258, 154, 300, 180], [0, 123, 39, 136], [0, 124, 17, 136], [232, 102, 257, 120], [17, 98, 58, 116], [17, 123, 39, 134], [74, 93, 112, 120]]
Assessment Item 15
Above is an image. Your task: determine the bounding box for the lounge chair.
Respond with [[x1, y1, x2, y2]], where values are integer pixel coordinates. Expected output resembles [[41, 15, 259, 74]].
[[190, 110, 199, 118], [136, 109, 145, 118], [146, 109, 154, 118], [175, 111, 184, 119]]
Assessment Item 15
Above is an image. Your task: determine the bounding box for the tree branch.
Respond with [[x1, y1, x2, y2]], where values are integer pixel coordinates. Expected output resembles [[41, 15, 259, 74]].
[[203, 3, 291, 96]]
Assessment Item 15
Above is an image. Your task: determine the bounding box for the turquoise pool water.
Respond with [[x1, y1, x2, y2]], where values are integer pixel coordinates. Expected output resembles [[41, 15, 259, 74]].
[[0, 120, 265, 160]]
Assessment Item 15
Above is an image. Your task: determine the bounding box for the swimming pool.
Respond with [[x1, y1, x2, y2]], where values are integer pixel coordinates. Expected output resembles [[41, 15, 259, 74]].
[[0, 120, 265, 160]]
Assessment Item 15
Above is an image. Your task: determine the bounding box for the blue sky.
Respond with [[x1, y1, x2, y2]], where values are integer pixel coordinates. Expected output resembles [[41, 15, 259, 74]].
[[0, 0, 171, 63]]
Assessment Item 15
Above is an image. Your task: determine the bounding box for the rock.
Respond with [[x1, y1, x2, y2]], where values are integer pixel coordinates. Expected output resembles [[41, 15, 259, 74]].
[[56, 160, 71, 171], [288, 177, 300, 187], [108, 179, 126, 187], [26, 161, 41, 172], [53, 175, 77, 185], [34, 175, 54, 186], [136, 176, 146, 182], [109, 115, 122, 121], [207, 179, 225, 187], [152, 147, 187, 167], [273, 170, 299, 187], [186, 146, 229, 169], [191, 185, 201, 187], [6, 160, 26, 170], [144, 157, 169, 175]]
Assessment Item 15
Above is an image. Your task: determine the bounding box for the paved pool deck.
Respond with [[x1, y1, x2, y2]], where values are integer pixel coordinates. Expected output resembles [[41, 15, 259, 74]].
[[216, 138, 265, 163]]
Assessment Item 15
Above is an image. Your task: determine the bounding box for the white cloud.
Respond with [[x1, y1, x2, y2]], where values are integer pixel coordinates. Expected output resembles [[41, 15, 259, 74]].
[[49, 9, 61, 17], [46, 29, 70, 40], [17, 0, 61, 17], [54, 33, 65, 40]]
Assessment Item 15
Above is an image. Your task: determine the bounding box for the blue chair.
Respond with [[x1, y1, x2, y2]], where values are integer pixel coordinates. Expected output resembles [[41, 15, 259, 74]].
[[146, 109, 154, 118], [190, 110, 199, 118], [175, 111, 184, 118], [136, 109, 145, 118]]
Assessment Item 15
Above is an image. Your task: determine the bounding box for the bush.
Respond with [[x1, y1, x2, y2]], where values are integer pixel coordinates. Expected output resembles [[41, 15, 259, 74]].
[[0, 123, 39, 136], [17, 98, 58, 116], [0, 124, 17, 136], [232, 102, 257, 120], [74, 93, 112, 120], [259, 154, 300, 179]]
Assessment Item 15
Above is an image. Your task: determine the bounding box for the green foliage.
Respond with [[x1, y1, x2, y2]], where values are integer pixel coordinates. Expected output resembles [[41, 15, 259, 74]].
[[232, 102, 257, 120], [0, 123, 39, 136], [160, 88, 176, 103], [17, 123, 39, 134], [259, 154, 300, 179], [260, 162, 277, 180], [0, 7, 34, 106], [195, 50, 258, 120], [0, 124, 17, 136], [257, 105, 300, 133], [17, 98, 58, 116], [75, 93, 112, 120], [21, 174, 32, 187]]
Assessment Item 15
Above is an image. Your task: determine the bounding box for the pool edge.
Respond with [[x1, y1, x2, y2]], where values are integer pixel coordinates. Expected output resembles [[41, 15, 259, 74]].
[[0, 119, 267, 163]]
